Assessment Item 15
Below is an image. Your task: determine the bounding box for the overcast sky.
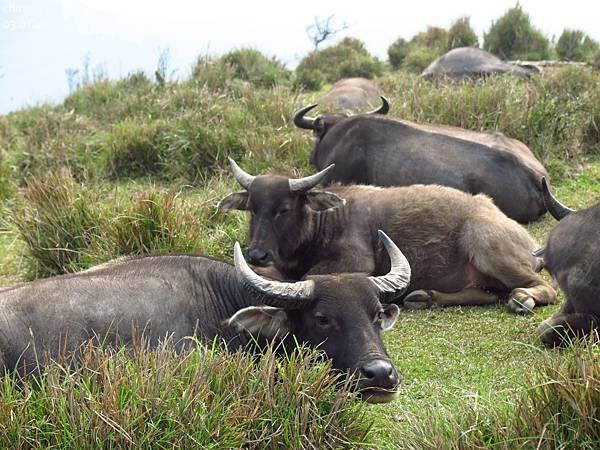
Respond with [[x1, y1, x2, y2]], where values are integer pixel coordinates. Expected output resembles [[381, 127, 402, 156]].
[[1, 0, 599, 114]]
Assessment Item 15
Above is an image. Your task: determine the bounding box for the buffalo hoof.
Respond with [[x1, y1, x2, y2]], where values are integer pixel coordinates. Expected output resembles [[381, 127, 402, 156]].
[[507, 290, 535, 315], [403, 290, 436, 309]]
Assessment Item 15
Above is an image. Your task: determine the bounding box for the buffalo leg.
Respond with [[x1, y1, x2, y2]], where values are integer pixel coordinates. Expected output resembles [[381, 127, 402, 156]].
[[460, 216, 556, 314], [536, 312, 598, 347], [404, 287, 498, 309]]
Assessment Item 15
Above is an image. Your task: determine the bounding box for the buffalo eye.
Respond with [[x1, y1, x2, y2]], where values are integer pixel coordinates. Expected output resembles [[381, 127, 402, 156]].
[[315, 313, 331, 328], [374, 310, 384, 325], [275, 206, 291, 217]]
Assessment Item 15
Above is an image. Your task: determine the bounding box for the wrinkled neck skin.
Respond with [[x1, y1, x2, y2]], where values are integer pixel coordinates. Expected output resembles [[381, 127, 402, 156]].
[[191, 264, 265, 350], [276, 202, 351, 280]]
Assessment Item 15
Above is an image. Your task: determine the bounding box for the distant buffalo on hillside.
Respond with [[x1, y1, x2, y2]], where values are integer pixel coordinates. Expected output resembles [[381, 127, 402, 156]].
[[421, 47, 536, 80], [318, 78, 385, 115]]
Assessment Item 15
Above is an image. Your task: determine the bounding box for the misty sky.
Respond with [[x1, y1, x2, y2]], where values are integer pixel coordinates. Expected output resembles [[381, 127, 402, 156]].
[[1, 0, 599, 114]]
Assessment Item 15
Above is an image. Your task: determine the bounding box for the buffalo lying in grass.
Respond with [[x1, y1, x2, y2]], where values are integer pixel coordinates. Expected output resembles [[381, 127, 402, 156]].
[[536, 178, 600, 346], [293, 97, 549, 223], [318, 77, 385, 115], [0, 237, 409, 403], [219, 160, 556, 314], [421, 47, 535, 80]]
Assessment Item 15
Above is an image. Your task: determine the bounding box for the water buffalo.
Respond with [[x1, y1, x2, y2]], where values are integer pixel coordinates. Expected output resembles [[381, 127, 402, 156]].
[[0, 237, 409, 402], [421, 47, 535, 80], [293, 97, 549, 223], [536, 178, 600, 346], [319, 77, 385, 115], [219, 160, 556, 315]]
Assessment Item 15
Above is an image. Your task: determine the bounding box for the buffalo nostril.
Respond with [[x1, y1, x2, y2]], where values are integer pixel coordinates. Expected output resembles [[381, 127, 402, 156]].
[[360, 360, 398, 387], [248, 248, 269, 263]]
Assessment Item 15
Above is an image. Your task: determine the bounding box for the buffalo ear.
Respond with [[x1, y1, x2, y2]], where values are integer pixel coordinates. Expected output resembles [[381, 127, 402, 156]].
[[305, 191, 346, 211], [225, 306, 291, 339], [218, 192, 249, 211], [380, 304, 400, 331]]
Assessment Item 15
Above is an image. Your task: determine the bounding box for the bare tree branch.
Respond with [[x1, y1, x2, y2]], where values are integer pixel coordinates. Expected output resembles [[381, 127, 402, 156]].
[[306, 15, 349, 49]]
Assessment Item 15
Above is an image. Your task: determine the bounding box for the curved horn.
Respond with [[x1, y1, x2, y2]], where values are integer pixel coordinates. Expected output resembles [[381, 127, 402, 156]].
[[541, 177, 574, 221], [365, 96, 390, 115], [293, 103, 318, 130], [288, 164, 335, 193], [228, 157, 255, 190], [369, 230, 411, 302], [233, 242, 314, 309]]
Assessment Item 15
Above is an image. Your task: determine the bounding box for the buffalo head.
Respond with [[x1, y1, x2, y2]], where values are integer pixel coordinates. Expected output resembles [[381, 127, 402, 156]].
[[226, 230, 410, 403], [293, 96, 390, 166], [219, 158, 343, 269]]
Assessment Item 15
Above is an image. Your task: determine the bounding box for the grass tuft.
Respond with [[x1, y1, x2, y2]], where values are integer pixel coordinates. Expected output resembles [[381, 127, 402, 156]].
[[0, 340, 372, 449]]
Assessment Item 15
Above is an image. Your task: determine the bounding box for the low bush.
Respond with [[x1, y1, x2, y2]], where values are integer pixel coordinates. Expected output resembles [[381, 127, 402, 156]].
[[221, 48, 291, 88], [401, 46, 441, 73], [295, 37, 383, 90]]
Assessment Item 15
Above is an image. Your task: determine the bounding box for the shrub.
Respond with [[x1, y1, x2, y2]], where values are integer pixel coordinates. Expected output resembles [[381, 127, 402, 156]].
[[388, 37, 411, 69], [447, 16, 479, 50], [391, 26, 451, 73], [402, 46, 441, 73], [556, 29, 599, 62], [295, 37, 383, 90], [484, 4, 550, 60], [0, 341, 373, 449], [411, 26, 448, 52], [220, 48, 290, 88]]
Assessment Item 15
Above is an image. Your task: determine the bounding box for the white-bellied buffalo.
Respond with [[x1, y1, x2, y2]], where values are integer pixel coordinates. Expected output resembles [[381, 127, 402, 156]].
[[536, 178, 600, 346], [319, 77, 385, 115], [421, 47, 535, 80], [0, 237, 409, 403], [293, 97, 549, 223], [219, 160, 556, 314]]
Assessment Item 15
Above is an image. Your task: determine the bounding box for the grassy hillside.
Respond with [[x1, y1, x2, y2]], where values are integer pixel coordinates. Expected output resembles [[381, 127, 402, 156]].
[[1, 62, 600, 448]]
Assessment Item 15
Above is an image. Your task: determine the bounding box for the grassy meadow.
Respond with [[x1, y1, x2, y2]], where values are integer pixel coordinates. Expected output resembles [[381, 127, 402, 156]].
[[1, 58, 600, 448]]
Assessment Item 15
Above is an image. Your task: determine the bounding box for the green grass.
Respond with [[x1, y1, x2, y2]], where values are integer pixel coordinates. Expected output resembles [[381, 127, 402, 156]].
[[1, 63, 600, 448], [0, 340, 371, 449]]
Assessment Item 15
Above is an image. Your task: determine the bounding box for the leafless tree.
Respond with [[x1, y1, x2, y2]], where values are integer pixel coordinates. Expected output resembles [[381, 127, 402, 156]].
[[306, 15, 349, 49]]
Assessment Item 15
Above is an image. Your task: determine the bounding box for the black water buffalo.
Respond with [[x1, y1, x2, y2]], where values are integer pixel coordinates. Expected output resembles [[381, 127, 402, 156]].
[[219, 160, 556, 315], [319, 77, 385, 115], [421, 47, 535, 80], [0, 238, 409, 402], [293, 97, 549, 223], [536, 178, 600, 346]]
